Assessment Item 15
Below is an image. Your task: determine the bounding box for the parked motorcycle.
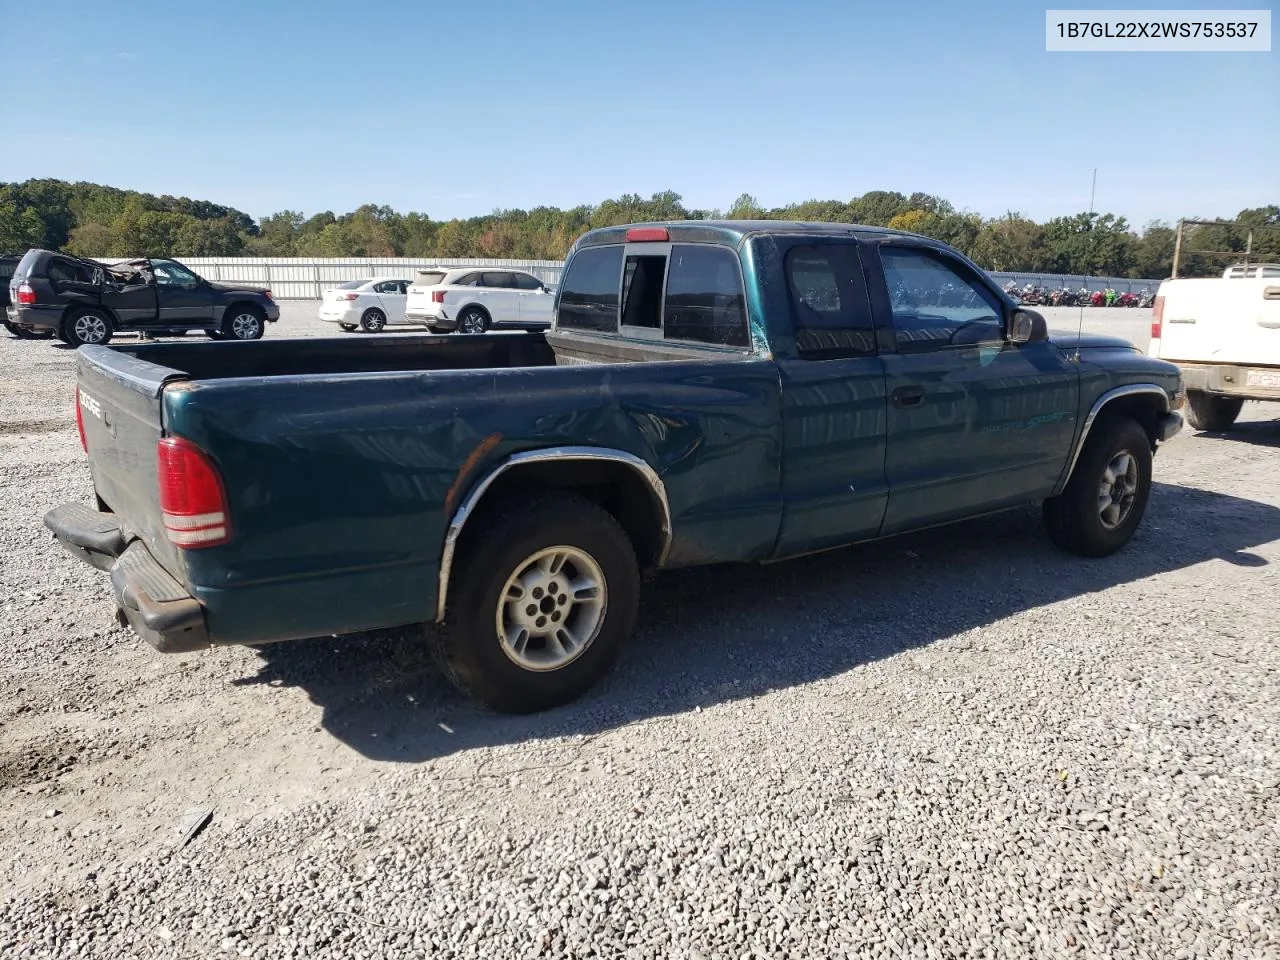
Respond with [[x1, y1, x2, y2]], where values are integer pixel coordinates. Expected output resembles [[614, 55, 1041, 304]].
[[1115, 291, 1141, 308]]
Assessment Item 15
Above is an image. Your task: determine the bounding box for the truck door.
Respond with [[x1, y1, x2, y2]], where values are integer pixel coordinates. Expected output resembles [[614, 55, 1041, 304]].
[[513, 271, 554, 326], [100, 265, 158, 325], [772, 240, 891, 557], [150, 260, 216, 326], [866, 242, 1079, 534]]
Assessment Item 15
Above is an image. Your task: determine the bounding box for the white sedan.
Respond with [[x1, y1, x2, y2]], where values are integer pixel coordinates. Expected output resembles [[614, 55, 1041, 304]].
[[317, 277, 410, 332]]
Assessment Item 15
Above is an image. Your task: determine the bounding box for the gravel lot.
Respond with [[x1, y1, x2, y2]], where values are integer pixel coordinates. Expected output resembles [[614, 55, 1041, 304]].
[[2, 304, 1278, 959]]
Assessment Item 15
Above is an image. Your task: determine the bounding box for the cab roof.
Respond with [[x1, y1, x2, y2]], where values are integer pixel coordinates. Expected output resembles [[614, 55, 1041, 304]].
[[574, 220, 928, 248]]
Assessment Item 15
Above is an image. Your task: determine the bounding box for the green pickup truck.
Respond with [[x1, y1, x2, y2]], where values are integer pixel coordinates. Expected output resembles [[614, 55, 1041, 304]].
[[46, 221, 1185, 713]]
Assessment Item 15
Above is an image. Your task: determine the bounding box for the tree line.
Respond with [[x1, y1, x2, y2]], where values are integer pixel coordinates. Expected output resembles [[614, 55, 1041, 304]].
[[2, 179, 1275, 279]]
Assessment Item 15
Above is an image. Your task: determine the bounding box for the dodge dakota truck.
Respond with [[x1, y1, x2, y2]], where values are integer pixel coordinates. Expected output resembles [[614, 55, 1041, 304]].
[[45, 221, 1185, 713]]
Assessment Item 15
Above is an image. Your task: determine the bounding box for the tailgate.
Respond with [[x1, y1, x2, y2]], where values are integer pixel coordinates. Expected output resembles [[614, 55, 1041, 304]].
[[1160, 278, 1280, 366], [75, 345, 190, 579]]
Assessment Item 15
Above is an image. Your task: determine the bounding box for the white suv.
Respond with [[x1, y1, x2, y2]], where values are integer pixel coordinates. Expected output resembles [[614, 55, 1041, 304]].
[[404, 267, 554, 333]]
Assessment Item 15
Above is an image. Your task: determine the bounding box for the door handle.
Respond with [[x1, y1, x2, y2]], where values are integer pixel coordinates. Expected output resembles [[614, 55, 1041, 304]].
[[892, 386, 925, 408]]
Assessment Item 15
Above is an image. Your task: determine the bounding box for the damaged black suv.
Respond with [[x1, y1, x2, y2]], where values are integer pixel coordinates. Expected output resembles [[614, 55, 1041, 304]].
[[6, 250, 280, 346]]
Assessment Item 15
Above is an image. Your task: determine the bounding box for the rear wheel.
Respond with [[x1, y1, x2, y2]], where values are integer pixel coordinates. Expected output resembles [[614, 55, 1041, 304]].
[[223, 306, 265, 341], [458, 307, 490, 334], [1185, 391, 1243, 432], [432, 491, 640, 714], [360, 309, 387, 333], [1043, 416, 1152, 558], [64, 309, 114, 347], [205, 329, 226, 340], [339, 323, 357, 332]]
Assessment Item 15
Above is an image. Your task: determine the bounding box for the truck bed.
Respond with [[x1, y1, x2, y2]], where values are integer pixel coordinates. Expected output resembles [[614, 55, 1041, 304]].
[[70, 332, 782, 649], [103, 332, 558, 389]]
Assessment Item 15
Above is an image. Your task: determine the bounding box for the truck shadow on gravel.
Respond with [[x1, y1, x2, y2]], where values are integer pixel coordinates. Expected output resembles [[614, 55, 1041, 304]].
[[236, 481, 1280, 762], [1190, 417, 1280, 450]]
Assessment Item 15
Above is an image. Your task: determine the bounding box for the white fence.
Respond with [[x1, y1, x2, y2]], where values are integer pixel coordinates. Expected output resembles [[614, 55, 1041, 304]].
[[121, 257, 1163, 300], [175, 258, 566, 300]]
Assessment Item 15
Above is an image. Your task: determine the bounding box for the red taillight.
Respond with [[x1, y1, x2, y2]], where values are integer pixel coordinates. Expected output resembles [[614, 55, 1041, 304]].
[[1151, 295, 1164, 339], [263, 290, 273, 301], [17, 282, 35, 305], [157, 437, 230, 548], [74, 386, 88, 453], [625, 227, 669, 243], [431, 290, 445, 303], [338, 293, 358, 301]]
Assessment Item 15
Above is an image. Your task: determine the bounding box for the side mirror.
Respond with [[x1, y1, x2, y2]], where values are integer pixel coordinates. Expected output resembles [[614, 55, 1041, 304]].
[[1008, 308, 1048, 344]]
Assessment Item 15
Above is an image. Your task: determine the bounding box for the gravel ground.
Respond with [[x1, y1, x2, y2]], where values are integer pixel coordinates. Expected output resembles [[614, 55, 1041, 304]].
[[1, 305, 1278, 959]]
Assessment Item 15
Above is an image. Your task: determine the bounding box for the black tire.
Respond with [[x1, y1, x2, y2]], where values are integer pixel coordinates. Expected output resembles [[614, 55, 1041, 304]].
[[457, 306, 490, 334], [339, 323, 357, 332], [359, 309, 387, 333], [63, 309, 114, 347], [222, 305, 266, 341], [1184, 391, 1243, 432], [1043, 416, 1152, 558], [432, 491, 640, 714], [205, 328, 226, 340]]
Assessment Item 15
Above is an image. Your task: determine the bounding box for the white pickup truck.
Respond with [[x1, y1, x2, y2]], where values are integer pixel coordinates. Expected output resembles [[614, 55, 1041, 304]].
[[1149, 265, 1280, 430]]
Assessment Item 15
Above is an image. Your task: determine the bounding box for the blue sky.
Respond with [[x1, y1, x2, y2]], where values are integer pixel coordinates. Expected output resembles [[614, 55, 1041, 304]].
[[3, 0, 1275, 226]]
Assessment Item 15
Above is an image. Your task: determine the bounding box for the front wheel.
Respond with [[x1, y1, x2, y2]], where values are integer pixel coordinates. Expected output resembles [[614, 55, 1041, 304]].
[[1043, 416, 1152, 558], [65, 309, 114, 347], [223, 306, 265, 341], [1184, 391, 1242, 432], [432, 492, 640, 714]]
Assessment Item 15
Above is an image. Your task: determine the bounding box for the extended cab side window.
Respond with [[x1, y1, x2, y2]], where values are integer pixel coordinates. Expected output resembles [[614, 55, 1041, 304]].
[[785, 244, 876, 360], [663, 244, 748, 347], [557, 245, 623, 332], [880, 246, 1004, 352]]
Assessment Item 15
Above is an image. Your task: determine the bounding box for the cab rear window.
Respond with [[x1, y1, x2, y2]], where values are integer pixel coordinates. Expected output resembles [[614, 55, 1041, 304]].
[[557, 245, 623, 332], [662, 244, 748, 347]]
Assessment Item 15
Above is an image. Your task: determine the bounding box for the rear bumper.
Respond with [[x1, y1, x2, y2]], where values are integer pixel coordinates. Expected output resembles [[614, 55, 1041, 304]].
[[406, 308, 449, 330], [1173, 362, 1280, 401], [317, 307, 360, 325], [43, 502, 210, 653], [7, 303, 61, 331]]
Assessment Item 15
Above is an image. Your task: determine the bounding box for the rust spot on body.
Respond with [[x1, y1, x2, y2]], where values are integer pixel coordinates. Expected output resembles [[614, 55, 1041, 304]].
[[444, 433, 503, 515]]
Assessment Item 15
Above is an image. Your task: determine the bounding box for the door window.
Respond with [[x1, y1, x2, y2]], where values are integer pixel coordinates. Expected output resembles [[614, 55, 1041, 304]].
[[663, 244, 748, 347], [879, 247, 1004, 352], [785, 244, 877, 360], [512, 273, 543, 291], [482, 272, 519, 289], [151, 260, 200, 287], [374, 280, 402, 294], [557, 245, 622, 332]]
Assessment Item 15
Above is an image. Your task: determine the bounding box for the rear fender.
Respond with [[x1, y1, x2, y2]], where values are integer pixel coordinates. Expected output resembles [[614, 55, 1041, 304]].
[[436, 447, 671, 622]]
